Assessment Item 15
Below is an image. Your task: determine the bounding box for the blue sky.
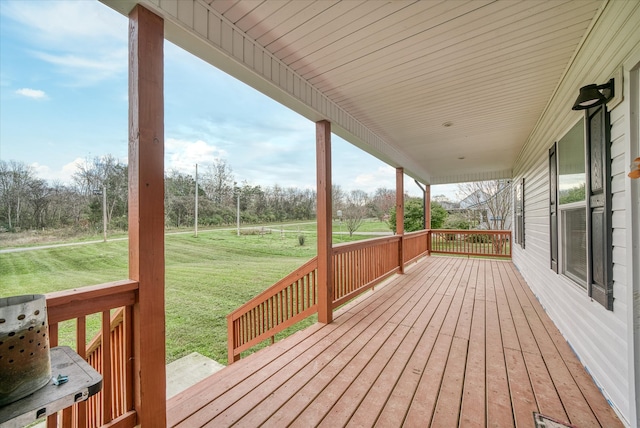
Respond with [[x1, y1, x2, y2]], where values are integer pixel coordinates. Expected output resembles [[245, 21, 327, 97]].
[[0, 0, 457, 199]]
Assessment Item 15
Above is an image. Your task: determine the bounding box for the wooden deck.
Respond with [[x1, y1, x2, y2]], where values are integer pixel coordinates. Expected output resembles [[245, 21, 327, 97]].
[[167, 256, 623, 427]]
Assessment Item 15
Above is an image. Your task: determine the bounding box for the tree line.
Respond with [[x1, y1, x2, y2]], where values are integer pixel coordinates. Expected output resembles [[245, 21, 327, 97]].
[[0, 157, 406, 234], [1, 156, 511, 235]]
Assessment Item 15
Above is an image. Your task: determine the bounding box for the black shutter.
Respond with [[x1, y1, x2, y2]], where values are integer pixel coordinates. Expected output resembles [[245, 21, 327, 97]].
[[585, 105, 613, 309], [549, 143, 558, 272]]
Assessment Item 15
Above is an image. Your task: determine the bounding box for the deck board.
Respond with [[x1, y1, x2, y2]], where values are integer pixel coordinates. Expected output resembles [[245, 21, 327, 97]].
[[167, 257, 624, 428]]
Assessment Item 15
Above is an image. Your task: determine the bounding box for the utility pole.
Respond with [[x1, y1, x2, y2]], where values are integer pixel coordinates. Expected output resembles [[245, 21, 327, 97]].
[[102, 184, 107, 242], [195, 164, 199, 237]]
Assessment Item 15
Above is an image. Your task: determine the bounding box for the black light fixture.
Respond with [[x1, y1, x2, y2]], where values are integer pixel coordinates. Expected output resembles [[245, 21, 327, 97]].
[[572, 78, 614, 110]]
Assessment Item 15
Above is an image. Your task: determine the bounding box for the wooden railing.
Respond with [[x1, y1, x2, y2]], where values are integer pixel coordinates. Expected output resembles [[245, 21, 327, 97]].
[[227, 257, 318, 363], [403, 230, 430, 263], [228, 234, 430, 362], [227, 229, 513, 362], [84, 307, 130, 428], [45, 280, 138, 428], [332, 236, 401, 308], [429, 229, 511, 258]]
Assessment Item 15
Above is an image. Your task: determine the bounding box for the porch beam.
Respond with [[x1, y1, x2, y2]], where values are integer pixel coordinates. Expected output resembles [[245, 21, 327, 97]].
[[128, 5, 166, 427], [396, 168, 404, 273], [316, 120, 333, 324]]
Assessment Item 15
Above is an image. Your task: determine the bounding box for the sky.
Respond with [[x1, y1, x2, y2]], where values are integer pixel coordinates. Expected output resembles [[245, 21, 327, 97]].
[[0, 0, 458, 200]]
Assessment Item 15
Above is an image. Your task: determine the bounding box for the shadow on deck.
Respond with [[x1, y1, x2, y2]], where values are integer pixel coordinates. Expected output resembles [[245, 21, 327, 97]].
[[167, 256, 622, 427]]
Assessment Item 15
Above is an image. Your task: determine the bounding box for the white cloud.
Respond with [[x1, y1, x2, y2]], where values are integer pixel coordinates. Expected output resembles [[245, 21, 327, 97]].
[[1, 1, 127, 45], [31, 158, 83, 183], [351, 165, 397, 194], [165, 138, 228, 174], [33, 49, 127, 86], [2, 1, 128, 85], [431, 184, 460, 201], [15, 88, 47, 99]]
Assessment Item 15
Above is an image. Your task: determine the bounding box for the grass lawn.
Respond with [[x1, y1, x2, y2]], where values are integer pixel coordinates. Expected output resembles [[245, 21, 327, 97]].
[[278, 218, 392, 234], [0, 224, 389, 365]]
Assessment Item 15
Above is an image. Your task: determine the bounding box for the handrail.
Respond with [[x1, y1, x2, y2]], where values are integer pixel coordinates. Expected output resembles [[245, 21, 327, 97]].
[[227, 233, 434, 362], [429, 229, 511, 258], [227, 257, 318, 363], [332, 235, 400, 254], [45, 280, 138, 428], [46, 280, 138, 324], [226, 229, 512, 362]]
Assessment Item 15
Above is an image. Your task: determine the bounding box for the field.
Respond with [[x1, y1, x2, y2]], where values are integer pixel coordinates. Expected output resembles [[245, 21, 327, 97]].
[[0, 220, 392, 365]]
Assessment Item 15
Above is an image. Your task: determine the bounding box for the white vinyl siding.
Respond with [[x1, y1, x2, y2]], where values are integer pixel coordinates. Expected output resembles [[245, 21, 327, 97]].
[[511, 2, 640, 424]]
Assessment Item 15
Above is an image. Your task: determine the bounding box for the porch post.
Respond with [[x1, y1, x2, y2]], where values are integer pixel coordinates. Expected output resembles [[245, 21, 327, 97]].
[[316, 120, 333, 324], [426, 184, 431, 255], [425, 184, 431, 229], [128, 5, 166, 427], [396, 168, 404, 273]]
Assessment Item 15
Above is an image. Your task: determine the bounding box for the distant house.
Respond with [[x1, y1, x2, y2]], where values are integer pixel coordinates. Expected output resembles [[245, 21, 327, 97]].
[[458, 186, 512, 230], [436, 200, 459, 211]]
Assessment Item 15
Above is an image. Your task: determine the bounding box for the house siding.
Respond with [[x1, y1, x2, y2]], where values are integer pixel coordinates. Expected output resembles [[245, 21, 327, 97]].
[[512, 1, 640, 425]]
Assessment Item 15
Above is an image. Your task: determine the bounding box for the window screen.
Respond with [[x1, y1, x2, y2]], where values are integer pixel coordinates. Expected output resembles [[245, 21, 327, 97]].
[[562, 207, 587, 287], [558, 121, 585, 204]]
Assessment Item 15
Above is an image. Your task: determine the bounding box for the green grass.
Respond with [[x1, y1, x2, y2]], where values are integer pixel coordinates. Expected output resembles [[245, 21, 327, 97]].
[[1, 227, 386, 365], [278, 218, 392, 234]]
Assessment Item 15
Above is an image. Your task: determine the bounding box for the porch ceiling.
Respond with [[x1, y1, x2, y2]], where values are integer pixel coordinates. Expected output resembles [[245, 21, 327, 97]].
[[101, 0, 603, 184]]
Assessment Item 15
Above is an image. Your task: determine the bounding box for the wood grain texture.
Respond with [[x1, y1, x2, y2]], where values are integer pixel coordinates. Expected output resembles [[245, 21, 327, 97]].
[[396, 167, 404, 274], [128, 4, 166, 427], [167, 257, 623, 428], [316, 120, 333, 324]]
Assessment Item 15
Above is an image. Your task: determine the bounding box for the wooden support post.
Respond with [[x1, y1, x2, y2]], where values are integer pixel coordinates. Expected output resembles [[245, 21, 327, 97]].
[[128, 5, 166, 427], [316, 120, 333, 324], [396, 168, 405, 273], [425, 184, 431, 229], [426, 184, 431, 255]]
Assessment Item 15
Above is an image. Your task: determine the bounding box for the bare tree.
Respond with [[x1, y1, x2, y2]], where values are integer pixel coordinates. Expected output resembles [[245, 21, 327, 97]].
[[202, 159, 235, 206], [0, 160, 35, 230], [72, 155, 128, 229], [457, 180, 512, 230], [165, 170, 196, 227], [332, 184, 345, 218], [342, 189, 369, 236], [371, 187, 395, 221]]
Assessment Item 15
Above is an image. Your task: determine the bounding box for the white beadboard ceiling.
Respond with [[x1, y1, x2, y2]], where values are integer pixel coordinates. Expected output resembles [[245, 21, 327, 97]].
[[102, 0, 604, 185]]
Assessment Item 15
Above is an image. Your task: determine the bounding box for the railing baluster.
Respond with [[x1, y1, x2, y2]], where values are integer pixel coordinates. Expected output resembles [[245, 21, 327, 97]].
[[47, 323, 59, 428], [227, 233, 444, 361], [101, 310, 112, 424], [76, 316, 87, 428], [61, 407, 72, 428]]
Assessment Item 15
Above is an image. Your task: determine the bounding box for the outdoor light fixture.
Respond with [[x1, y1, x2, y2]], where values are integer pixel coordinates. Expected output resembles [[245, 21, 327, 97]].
[[572, 78, 614, 110]]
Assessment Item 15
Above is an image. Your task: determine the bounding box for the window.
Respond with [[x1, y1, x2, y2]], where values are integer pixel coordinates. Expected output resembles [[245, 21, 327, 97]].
[[558, 121, 586, 205], [558, 119, 587, 287], [562, 207, 587, 285], [549, 105, 613, 310]]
